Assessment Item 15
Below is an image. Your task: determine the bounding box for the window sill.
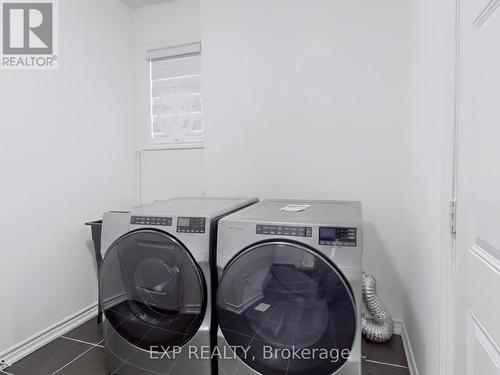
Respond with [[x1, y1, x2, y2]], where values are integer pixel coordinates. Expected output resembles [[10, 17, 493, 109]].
[[140, 141, 205, 151]]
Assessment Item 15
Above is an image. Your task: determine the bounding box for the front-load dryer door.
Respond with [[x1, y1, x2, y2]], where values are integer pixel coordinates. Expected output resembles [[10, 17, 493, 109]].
[[217, 241, 356, 375], [99, 229, 206, 352]]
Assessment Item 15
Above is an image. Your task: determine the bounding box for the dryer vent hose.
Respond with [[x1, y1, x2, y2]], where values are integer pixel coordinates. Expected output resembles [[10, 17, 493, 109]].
[[361, 271, 394, 342]]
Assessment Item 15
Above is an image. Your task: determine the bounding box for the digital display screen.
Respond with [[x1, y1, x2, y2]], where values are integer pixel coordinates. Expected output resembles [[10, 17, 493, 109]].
[[319, 227, 338, 240], [178, 217, 191, 227], [319, 227, 356, 246]]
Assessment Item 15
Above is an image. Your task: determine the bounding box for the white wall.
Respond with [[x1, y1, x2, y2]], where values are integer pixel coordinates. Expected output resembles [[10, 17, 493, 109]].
[[0, 0, 136, 355], [200, 0, 408, 319], [0, 2, 457, 372], [403, 0, 456, 373], [132, 0, 205, 203]]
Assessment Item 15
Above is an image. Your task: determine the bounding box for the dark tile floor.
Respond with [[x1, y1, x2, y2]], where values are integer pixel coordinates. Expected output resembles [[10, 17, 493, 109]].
[[1, 319, 410, 374]]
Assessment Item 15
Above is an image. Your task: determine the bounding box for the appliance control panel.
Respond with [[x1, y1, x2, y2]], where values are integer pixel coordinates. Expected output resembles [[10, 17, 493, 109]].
[[319, 227, 357, 247], [130, 216, 172, 226], [176, 217, 206, 233], [256, 224, 312, 237]]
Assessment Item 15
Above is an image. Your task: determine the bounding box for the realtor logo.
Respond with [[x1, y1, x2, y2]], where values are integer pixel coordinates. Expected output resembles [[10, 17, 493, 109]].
[[1, 0, 58, 69]]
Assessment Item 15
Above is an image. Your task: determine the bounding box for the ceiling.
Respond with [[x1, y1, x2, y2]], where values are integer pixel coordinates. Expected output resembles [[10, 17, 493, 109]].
[[121, 0, 171, 8]]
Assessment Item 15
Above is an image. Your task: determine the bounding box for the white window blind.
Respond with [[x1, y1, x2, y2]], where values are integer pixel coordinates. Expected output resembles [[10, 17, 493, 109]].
[[148, 43, 203, 147]]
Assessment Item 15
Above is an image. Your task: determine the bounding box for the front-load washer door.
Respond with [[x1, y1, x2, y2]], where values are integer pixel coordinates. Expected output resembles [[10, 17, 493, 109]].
[[99, 229, 206, 352], [216, 241, 356, 375]]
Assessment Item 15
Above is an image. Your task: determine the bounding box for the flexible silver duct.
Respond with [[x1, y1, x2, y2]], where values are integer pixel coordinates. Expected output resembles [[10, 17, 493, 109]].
[[361, 271, 394, 342]]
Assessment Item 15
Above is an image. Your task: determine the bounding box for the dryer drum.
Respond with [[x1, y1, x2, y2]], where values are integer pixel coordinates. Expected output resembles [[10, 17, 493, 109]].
[[217, 242, 357, 375], [99, 230, 207, 351]]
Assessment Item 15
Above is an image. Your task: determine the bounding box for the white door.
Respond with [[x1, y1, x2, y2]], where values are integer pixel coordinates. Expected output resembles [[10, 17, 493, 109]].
[[455, 0, 500, 373]]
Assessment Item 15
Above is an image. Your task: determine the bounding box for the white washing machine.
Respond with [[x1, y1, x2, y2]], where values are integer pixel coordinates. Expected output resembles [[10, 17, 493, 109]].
[[99, 197, 258, 375], [215, 199, 362, 375]]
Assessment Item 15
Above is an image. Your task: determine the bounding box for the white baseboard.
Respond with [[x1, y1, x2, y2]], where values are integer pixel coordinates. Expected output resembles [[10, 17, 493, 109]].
[[393, 318, 403, 335], [400, 321, 420, 375], [0, 302, 98, 370]]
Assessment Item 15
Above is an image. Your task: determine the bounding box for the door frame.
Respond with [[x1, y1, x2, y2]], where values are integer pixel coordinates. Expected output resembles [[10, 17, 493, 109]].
[[439, 0, 461, 374]]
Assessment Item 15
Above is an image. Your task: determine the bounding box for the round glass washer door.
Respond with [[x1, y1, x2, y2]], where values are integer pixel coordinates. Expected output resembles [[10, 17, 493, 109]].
[[99, 229, 206, 351], [216, 241, 356, 375]]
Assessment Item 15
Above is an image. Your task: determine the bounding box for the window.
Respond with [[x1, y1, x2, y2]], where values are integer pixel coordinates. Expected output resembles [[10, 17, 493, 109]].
[[147, 43, 203, 148]]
